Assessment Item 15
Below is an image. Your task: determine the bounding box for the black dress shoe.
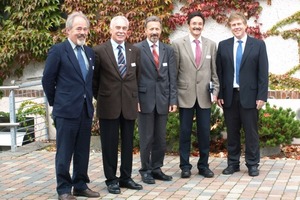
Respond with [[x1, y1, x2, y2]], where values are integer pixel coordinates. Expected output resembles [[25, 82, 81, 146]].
[[58, 193, 77, 200], [181, 169, 191, 178], [198, 168, 214, 178], [73, 188, 100, 198], [119, 179, 143, 190], [107, 183, 121, 194], [152, 171, 172, 181], [222, 165, 240, 175], [141, 173, 155, 184], [248, 166, 259, 177]]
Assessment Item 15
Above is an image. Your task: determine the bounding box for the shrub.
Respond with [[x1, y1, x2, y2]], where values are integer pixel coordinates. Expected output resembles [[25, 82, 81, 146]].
[[258, 102, 300, 147]]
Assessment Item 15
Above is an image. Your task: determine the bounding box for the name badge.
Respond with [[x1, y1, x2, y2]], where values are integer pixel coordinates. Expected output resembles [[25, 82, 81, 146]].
[[163, 62, 168, 67], [131, 63, 136, 67], [206, 55, 211, 59]]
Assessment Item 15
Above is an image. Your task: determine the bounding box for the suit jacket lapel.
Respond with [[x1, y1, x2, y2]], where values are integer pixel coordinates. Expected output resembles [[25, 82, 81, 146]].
[[104, 41, 120, 74], [83, 46, 94, 81], [240, 37, 254, 69], [183, 35, 197, 68], [142, 40, 156, 67], [158, 42, 165, 70], [65, 40, 83, 80], [226, 38, 234, 70], [200, 38, 208, 67]]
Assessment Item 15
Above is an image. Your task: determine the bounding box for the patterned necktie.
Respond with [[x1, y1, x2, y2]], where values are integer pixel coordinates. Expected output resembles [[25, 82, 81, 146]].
[[117, 45, 126, 78], [152, 44, 159, 71], [236, 40, 243, 84], [76, 46, 88, 80], [194, 39, 202, 68]]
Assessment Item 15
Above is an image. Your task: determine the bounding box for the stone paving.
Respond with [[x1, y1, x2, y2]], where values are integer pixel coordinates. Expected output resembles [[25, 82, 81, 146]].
[[1, 146, 300, 200]]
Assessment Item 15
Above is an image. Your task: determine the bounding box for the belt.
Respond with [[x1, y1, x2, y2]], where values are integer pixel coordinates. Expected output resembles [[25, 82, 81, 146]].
[[233, 88, 240, 92]]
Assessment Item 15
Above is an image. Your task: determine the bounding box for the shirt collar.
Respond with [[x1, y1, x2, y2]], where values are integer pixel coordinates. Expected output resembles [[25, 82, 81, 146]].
[[234, 35, 247, 44], [146, 38, 159, 48], [68, 38, 84, 50], [111, 39, 125, 50], [189, 34, 202, 44]]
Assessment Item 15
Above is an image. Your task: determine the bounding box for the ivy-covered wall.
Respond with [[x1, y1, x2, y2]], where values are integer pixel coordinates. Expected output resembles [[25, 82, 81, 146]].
[[0, 0, 299, 90]]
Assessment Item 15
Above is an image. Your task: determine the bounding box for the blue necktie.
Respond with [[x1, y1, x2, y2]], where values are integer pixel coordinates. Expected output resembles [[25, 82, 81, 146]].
[[117, 45, 126, 78], [76, 46, 88, 80], [236, 40, 243, 84]]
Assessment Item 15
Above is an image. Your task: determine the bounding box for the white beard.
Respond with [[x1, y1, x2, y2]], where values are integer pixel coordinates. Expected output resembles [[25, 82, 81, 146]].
[[77, 39, 86, 46]]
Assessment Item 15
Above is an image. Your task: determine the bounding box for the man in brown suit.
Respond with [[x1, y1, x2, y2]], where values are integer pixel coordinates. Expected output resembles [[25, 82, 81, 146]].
[[93, 15, 142, 194]]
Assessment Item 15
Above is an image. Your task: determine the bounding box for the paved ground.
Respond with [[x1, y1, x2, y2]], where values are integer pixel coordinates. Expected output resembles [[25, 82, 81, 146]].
[[1, 143, 300, 200]]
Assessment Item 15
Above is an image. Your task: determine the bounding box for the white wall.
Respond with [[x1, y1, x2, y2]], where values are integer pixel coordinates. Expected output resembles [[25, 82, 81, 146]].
[[170, 0, 300, 77]]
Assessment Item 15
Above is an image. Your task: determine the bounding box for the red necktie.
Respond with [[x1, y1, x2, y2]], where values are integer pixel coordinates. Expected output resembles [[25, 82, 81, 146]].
[[152, 44, 159, 71], [194, 39, 202, 68]]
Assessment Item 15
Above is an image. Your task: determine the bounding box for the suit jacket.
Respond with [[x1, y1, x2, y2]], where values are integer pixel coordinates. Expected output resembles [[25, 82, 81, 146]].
[[134, 40, 177, 114], [172, 35, 219, 109], [42, 39, 95, 118], [93, 41, 141, 120], [216, 36, 269, 108]]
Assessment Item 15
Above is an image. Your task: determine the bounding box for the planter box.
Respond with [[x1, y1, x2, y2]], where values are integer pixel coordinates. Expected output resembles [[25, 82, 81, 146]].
[[260, 146, 281, 157], [0, 131, 26, 146], [0, 116, 35, 146]]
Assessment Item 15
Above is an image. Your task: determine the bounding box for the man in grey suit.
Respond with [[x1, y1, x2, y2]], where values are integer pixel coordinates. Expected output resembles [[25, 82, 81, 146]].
[[217, 12, 269, 177], [172, 11, 219, 179], [135, 16, 178, 184]]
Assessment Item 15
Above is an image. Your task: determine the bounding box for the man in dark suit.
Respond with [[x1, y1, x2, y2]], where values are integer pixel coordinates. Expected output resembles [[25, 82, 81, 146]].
[[172, 11, 219, 179], [92, 15, 142, 194], [216, 12, 269, 177], [42, 12, 100, 200], [134, 16, 177, 184]]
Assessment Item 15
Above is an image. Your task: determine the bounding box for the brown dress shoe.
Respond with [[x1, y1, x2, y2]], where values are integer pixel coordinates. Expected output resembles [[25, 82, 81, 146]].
[[58, 193, 77, 200], [73, 188, 100, 198]]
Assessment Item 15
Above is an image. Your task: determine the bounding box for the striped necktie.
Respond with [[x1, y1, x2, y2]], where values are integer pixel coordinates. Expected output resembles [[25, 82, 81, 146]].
[[117, 45, 126, 78], [152, 44, 159, 71]]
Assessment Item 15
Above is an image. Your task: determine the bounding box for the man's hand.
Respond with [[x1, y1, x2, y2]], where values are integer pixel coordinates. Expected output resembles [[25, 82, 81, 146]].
[[217, 99, 224, 108], [169, 105, 177, 113], [256, 100, 265, 110]]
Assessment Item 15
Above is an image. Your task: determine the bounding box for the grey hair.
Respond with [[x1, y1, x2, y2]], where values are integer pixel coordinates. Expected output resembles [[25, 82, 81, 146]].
[[65, 11, 90, 29], [144, 15, 162, 28], [110, 15, 129, 29]]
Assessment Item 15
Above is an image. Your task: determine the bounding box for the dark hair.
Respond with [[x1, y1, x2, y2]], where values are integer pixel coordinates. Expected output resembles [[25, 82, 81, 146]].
[[187, 11, 205, 25]]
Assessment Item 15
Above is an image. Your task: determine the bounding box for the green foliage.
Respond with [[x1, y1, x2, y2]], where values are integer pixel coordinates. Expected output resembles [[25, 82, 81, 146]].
[[258, 102, 300, 147], [0, 0, 63, 79], [17, 100, 46, 127]]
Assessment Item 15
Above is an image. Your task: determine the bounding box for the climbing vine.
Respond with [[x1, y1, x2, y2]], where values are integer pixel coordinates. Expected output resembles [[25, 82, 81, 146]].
[[267, 11, 300, 90], [0, 0, 299, 91]]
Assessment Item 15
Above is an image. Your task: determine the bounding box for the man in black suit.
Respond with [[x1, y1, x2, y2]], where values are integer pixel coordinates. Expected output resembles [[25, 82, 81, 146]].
[[93, 15, 142, 194], [216, 12, 269, 177], [42, 12, 99, 200], [134, 16, 177, 184]]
